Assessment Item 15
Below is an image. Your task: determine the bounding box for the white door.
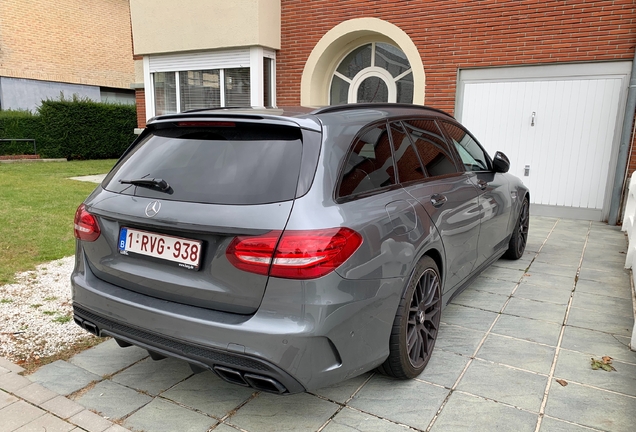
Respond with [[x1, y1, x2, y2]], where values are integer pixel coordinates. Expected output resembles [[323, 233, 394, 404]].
[[457, 62, 631, 220]]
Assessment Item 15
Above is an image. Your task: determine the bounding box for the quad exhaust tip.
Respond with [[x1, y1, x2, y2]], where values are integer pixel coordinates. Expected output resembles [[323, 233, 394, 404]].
[[74, 316, 100, 336], [213, 366, 287, 394]]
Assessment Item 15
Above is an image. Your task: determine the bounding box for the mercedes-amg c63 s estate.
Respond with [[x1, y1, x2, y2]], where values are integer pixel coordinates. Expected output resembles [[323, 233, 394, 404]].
[[72, 103, 529, 394]]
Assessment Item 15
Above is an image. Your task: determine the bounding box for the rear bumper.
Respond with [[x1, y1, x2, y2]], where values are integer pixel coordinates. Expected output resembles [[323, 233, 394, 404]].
[[71, 253, 404, 393]]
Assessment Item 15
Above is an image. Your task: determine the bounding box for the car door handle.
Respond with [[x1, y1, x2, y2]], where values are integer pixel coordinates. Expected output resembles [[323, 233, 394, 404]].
[[430, 194, 447, 207], [476, 179, 488, 190]]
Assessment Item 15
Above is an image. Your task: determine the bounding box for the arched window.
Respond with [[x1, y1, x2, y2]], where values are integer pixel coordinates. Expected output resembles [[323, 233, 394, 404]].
[[330, 42, 413, 105]]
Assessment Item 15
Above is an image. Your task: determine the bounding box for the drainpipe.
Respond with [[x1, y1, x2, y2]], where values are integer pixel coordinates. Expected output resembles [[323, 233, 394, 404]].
[[609, 48, 636, 226]]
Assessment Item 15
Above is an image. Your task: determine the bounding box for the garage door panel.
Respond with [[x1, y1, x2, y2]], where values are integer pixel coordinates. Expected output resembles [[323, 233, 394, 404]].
[[460, 70, 626, 218]]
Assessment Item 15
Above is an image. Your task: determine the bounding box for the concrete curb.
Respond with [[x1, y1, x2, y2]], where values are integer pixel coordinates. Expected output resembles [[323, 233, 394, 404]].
[[0, 158, 67, 163]]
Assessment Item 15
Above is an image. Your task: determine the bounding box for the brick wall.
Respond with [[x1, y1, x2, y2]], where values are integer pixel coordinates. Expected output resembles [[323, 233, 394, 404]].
[[279, 0, 635, 111], [279, 0, 636, 172], [0, 0, 135, 89], [136, 89, 146, 128]]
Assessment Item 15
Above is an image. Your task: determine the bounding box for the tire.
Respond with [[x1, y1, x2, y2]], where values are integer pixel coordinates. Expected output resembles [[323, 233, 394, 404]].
[[503, 196, 529, 260], [377, 256, 442, 379]]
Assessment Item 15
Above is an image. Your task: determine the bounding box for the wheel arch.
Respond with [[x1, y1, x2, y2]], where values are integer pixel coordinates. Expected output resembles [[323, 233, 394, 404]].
[[421, 247, 444, 286]]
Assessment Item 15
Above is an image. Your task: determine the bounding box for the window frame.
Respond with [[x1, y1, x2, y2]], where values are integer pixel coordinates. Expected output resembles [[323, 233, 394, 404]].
[[329, 42, 414, 105], [437, 120, 494, 173], [144, 47, 276, 120], [398, 117, 466, 184], [335, 119, 403, 203]]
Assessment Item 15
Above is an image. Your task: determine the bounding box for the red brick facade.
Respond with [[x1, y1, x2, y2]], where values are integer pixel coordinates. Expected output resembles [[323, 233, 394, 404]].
[[278, 0, 636, 173], [278, 0, 635, 111], [136, 89, 146, 128]]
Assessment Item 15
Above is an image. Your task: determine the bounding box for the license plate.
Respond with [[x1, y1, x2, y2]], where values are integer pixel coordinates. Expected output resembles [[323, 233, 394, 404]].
[[118, 227, 202, 270]]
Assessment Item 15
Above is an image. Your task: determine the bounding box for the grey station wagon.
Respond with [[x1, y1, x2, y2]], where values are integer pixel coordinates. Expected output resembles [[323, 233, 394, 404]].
[[72, 104, 529, 394]]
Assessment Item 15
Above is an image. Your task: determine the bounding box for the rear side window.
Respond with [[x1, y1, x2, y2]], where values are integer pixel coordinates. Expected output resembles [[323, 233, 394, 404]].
[[389, 121, 425, 183], [104, 123, 303, 205], [440, 121, 490, 172], [403, 119, 459, 177], [337, 123, 396, 198]]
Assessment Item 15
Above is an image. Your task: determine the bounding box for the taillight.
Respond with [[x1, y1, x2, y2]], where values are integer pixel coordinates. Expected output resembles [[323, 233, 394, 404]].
[[226, 228, 362, 279], [73, 204, 101, 242]]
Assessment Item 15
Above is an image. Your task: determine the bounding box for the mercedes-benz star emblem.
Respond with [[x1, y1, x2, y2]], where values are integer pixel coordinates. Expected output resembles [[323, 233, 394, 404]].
[[145, 201, 161, 218]]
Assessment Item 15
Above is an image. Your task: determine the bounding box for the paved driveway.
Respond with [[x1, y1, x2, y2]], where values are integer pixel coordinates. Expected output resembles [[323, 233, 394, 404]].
[[4, 216, 636, 431]]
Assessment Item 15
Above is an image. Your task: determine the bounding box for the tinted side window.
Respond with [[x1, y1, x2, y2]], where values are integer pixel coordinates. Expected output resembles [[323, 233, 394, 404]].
[[389, 121, 425, 183], [338, 123, 396, 198], [403, 119, 459, 177], [440, 121, 490, 172]]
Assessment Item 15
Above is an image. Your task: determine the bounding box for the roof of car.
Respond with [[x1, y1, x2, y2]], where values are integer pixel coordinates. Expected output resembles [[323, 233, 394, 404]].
[[147, 104, 455, 132]]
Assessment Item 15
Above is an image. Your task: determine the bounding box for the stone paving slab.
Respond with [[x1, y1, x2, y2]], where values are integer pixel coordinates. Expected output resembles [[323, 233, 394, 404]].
[[464, 275, 519, 296], [560, 326, 636, 363], [430, 391, 538, 432], [477, 334, 556, 375], [416, 349, 470, 388], [69, 339, 148, 377], [514, 283, 572, 305], [13, 413, 75, 432], [434, 323, 485, 356], [40, 395, 85, 419], [68, 409, 115, 432], [322, 407, 412, 432], [75, 380, 153, 420], [311, 372, 370, 404], [545, 381, 636, 432], [2, 216, 635, 431], [161, 371, 254, 418], [492, 314, 562, 346], [228, 392, 339, 432], [0, 390, 18, 409], [567, 306, 634, 337], [123, 398, 216, 432], [0, 400, 45, 432], [111, 357, 192, 396], [28, 360, 101, 395], [347, 375, 448, 430], [571, 290, 634, 317], [441, 303, 499, 332], [456, 360, 547, 412], [554, 349, 636, 397], [13, 382, 58, 405]]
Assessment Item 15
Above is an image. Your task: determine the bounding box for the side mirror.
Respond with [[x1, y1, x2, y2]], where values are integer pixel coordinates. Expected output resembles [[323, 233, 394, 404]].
[[493, 151, 510, 173]]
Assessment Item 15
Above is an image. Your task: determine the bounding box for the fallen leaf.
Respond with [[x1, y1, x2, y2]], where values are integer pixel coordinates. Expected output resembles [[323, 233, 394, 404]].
[[591, 357, 616, 372], [556, 379, 568, 387]]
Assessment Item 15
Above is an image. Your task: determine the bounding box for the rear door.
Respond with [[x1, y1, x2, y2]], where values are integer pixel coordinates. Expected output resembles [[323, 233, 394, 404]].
[[82, 120, 310, 314], [391, 119, 482, 292]]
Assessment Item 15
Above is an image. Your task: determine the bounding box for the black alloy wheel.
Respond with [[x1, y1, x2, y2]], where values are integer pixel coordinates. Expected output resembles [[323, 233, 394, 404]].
[[503, 197, 529, 260], [378, 256, 442, 379]]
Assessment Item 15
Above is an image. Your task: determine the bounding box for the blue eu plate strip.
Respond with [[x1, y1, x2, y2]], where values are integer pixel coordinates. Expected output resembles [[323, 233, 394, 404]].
[[118, 228, 128, 251]]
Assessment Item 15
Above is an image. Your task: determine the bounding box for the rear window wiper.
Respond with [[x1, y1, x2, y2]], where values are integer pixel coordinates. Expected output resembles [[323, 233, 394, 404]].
[[119, 178, 170, 192]]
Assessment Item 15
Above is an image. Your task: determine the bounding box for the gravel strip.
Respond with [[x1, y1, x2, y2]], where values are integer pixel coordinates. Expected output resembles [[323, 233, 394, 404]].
[[0, 256, 92, 362]]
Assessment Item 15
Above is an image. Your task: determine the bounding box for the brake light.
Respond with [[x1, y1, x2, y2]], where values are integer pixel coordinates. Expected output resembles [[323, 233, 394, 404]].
[[176, 121, 235, 127], [226, 228, 362, 279], [74, 204, 101, 242]]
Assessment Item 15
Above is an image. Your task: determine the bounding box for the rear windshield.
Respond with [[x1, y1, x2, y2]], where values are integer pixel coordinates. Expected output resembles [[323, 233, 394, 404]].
[[104, 123, 303, 205]]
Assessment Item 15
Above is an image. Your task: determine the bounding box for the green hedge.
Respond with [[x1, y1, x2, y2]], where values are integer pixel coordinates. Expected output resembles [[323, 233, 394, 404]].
[[0, 111, 42, 155], [0, 98, 137, 159]]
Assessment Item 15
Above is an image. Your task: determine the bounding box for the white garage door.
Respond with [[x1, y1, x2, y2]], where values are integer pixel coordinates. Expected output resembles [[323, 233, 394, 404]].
[[457, 62, 631, 221]]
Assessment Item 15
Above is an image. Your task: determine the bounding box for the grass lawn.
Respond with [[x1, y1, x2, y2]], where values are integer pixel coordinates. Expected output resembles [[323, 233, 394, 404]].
[[0, 160, 117, 284]]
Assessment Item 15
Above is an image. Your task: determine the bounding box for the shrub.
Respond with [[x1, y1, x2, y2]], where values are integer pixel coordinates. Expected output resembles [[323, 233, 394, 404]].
[[0, 110, 42, 155], [38, 97, 137, 159], [0, 96, 137, 159]]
